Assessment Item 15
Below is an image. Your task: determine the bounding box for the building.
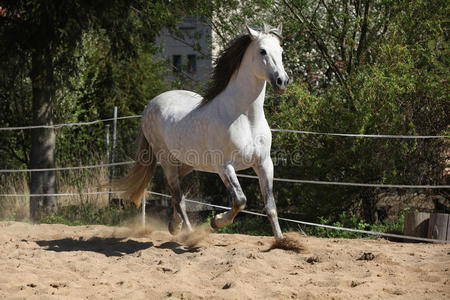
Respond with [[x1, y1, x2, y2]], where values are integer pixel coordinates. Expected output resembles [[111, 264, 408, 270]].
[[156, 16, 214, 86]]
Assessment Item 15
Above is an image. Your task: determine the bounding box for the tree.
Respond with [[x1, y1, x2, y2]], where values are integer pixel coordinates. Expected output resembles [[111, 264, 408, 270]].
[[0, 0, 187, 220], [269, 0, 449, 221], [198, 0, 449, 221]]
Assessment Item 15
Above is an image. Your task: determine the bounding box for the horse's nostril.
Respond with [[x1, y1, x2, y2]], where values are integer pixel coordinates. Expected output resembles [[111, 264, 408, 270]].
[[276, 78, 282, 86], [285, 78, 290, 86]]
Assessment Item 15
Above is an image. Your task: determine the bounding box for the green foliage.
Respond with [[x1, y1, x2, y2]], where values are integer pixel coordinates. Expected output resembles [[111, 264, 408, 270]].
[[206, 212, 274, 236], [54, 31, 170, 167], [305, 211, 405, 239], [0, 0, 185, 171], [204, 209, 404, 240], [40, 204, 139, 226], [260, 0, 448, 222], [370, 213, 405, 236], [305, 212, 370, 239]]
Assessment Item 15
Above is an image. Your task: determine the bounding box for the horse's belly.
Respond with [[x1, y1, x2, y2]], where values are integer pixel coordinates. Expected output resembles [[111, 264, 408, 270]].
[[167, 131, 267, 172], [174, 121, 270, 171]]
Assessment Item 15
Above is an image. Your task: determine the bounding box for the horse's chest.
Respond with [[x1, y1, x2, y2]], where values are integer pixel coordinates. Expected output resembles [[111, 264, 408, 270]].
[[226, 120, 271, 167]]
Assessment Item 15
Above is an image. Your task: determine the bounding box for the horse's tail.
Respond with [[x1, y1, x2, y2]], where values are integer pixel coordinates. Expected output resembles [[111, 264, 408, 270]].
[[112, 127, 156, 207]]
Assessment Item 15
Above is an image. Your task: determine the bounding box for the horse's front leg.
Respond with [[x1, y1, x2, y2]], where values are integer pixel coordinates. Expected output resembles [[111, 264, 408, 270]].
[[254, 158, 284, 239], [211, 163, 247, 229]]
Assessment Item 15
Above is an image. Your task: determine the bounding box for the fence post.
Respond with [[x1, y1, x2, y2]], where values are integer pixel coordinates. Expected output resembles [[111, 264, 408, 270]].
[[404, 211, 430, 239], [142, 194, 146, 227], [428, 213, 450, 241], [106, 124, 112, 204], [109, 107, 118, 206]]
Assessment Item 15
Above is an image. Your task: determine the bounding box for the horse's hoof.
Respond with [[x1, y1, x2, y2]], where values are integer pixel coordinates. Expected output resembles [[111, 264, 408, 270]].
[[168, 220, 182, 235], [275, 235, 285, 241], [210, 216, 219, 229]]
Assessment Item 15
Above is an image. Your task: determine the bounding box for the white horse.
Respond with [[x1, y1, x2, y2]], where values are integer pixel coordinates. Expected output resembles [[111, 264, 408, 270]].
[[116, 24, 289, 240]]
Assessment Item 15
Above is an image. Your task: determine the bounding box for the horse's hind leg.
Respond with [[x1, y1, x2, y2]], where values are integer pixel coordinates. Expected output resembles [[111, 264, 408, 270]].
[[211, 163, 247, 229], [161, 161, 193, 235]]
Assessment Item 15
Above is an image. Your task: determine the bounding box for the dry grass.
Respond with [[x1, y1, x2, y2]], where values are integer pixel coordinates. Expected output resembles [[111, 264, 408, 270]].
[[0, 174, 29, 219], [0, 167, 111, 220], [56, 167, 110, 208]]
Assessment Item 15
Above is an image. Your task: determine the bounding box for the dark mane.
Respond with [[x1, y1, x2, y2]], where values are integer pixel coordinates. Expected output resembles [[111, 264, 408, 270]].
[[200, 34, 252, 106]]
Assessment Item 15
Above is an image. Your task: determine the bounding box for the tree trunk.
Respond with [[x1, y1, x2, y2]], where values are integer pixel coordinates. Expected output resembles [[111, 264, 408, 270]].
[[29, 49, 56, 221]]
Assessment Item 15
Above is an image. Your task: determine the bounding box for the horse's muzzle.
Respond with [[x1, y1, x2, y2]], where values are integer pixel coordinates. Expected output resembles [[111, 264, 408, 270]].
[[270, 72, 289, 94]]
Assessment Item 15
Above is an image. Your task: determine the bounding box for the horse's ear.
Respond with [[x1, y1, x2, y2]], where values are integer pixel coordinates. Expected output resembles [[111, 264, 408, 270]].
[[246, 24, 259, 40], [263, 23, 270, 33], [276, 23, 283, 35]]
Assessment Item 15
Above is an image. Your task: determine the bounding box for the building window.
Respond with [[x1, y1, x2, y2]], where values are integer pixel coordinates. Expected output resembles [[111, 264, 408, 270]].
[[179, 16, 197, 30], [187, 54, 197, 73], [172, 55, 182, 72]]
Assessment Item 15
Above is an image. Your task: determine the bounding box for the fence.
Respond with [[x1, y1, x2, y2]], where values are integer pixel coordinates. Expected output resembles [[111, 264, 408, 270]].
[[1, 109, 449, 243], [1, 114, 449, 139]]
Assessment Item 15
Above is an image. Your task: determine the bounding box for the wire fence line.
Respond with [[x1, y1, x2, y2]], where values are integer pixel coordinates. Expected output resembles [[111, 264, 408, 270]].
[[271, 128, 450, 139], [0, 188, 447, 243], [149, 192, 448, 243], [1, 160, 449, 189], [0, 161, 135, 173], [234, 173, 450, 189], [0, 191, 113, 197], [193, 168, 450, 189], [183, 198, 449, 244], [0, 107, 447, 241], [0, 114, 448, 139], [0, 115, 141, 131]]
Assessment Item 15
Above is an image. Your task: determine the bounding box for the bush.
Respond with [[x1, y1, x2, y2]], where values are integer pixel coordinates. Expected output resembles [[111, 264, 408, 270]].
[[304, 211, 405, 239], [206, 209, 405, 240]]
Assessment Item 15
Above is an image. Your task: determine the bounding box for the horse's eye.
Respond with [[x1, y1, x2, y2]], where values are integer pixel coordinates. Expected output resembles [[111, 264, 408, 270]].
[[260, 49, 267, 55]]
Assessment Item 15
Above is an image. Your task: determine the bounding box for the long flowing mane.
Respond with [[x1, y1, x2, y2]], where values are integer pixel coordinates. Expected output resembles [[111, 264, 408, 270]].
[[200, 34, 252, 106]]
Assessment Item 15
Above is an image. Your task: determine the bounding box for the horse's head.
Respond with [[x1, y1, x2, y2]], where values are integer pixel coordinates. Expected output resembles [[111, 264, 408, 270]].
[[246, 24, 289, 94]]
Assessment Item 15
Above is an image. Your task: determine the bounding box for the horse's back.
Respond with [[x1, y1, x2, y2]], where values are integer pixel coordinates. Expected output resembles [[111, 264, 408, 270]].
[[142, 89, 202, 138], [147, 90, 202, 119], [141, 90, 207, 156]]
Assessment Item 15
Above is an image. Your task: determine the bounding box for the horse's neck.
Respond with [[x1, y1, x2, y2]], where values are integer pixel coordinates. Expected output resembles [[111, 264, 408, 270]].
[[216, 64, 267, 123]]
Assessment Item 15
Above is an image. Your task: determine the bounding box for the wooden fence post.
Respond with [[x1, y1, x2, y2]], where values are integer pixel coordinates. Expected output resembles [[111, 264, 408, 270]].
[[428, 213, 449, 241], [404, 211, 430, 238]]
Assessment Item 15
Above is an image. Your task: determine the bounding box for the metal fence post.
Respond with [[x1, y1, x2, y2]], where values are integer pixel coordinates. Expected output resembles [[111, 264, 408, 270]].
[[142, 194, 146, 227], [109, 106, 118, 205], [106, 124, 112, 204]]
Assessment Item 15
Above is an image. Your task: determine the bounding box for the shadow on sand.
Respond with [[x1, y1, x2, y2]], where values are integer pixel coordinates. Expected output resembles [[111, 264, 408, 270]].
[[156, 241, 201, 254], [36, 237, 153, 257]]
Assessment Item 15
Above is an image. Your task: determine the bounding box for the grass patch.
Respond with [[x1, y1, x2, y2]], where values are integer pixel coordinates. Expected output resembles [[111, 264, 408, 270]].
[[40, 203, 139, 226], [304, 211, 405, 239], [205, 210, 405, 239]]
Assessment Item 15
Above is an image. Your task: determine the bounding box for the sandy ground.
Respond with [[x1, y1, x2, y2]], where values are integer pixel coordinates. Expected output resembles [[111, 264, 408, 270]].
[[0, 221, 449, 300]]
